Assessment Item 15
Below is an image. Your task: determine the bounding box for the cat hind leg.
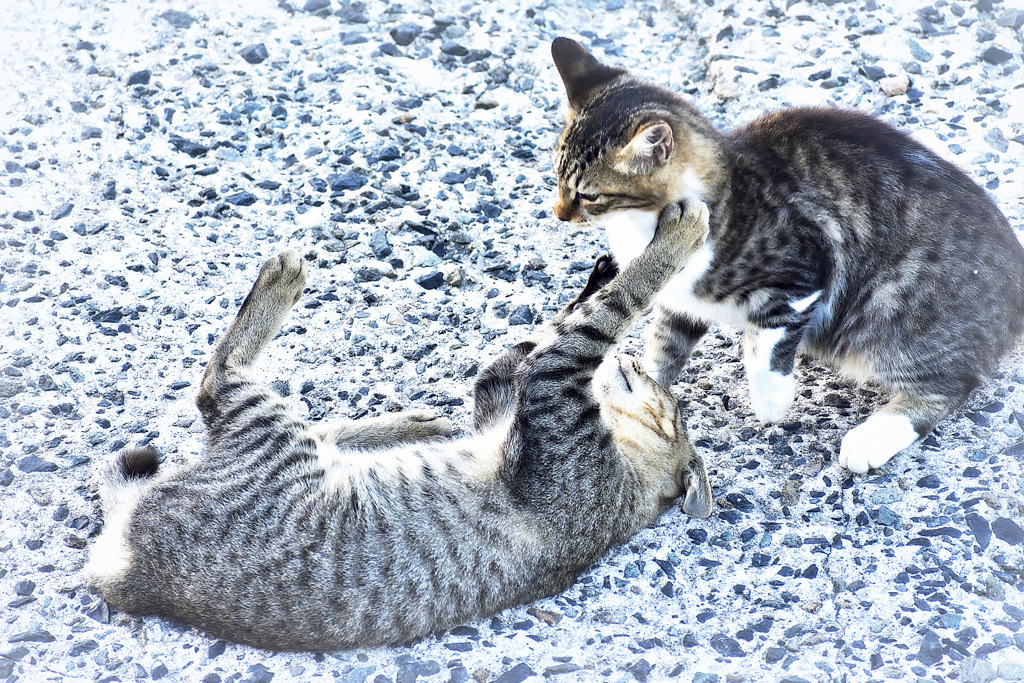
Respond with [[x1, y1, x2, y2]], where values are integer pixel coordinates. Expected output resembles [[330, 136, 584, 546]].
[[839, 392, 962, 473], [197, 250, 307, 423]]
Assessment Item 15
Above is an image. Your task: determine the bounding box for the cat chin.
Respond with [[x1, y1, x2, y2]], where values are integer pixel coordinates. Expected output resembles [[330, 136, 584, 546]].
[[598, 209, 658, 266]]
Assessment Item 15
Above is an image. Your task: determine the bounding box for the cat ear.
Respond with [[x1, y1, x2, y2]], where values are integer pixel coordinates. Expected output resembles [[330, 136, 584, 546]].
[[679, 449, 713, 519], [615, 121, 674, 175], [551, 37, 625, 108]]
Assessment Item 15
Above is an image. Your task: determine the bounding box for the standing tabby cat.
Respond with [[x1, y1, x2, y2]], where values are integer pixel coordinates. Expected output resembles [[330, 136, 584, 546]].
[[85, 202, 713, 652], [550, 37, 1024, 474]]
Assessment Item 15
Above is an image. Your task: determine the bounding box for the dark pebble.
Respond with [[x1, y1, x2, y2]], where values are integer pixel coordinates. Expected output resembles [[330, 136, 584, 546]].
[[68, 640, 98, 656], [917, 630, 943, 665], [17, 455, 58, 473], [965, 512, 992, 550], [687, 528, 708, 544], [809, 68, 831, 81], [328, 171, 367, 191], [917, 474, 941, 489], [440, 41, 469, 57], [51, 202, 73, 220], [493, 663, 535, 683], [85, 601, 110, 623], [982, 46, 1013, 65], [13, 581, 35, 596], [225, 192, 257, 206], [241, 664, 273, 683], [303, 0, 331, 12], [508, 305, 533, 326], [479, 200, 502, 219], [992, 518, 1024, 545], [152, 664, 169, 680], [626, 659, 652, 682], [256, 180, 280, 190], [0, 469, 13, 486], [102, 180, 116, 200], [126, 69, 151, 86], [8, 628, 55, 643], [12, 210, 34, 222], [441, 170, 467, 184], [860, 64, 886, 80], [168, 134, 209, 157], [240, 44, 269, 64], [390, 23, 422, 46], [726, 492, 755, 512], [764, 647, 786, 663], [710, 633, 745, 657], [445, 642, 473, 652], [396, 659, 440, 683], [415, 272, 445, 290], [161, 10, 194, 28]]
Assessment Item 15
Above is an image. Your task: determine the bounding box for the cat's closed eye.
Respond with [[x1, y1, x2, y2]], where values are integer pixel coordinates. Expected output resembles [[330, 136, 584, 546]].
[[578, 191, 600, 202]]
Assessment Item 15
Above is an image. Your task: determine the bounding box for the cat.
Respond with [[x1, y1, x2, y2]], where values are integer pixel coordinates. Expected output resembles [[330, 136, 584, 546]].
[[550, 36, 1024, 474], [84, 201, 713, 652]]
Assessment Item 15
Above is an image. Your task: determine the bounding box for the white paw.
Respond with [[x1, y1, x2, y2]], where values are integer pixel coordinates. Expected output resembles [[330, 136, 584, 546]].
[[839, 413, 919, 473], [748, 370, 795, 424]]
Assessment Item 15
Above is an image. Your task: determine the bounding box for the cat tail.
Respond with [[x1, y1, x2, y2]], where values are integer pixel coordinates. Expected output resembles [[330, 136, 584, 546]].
[[85, 446, 161, 592]]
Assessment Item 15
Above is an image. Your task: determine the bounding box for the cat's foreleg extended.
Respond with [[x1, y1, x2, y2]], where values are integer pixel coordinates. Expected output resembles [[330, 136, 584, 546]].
[[197, 251, 307, 425], [314, 412, 453, 449]]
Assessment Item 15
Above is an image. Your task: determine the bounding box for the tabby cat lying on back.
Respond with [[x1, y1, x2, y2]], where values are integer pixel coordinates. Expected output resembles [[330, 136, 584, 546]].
[[85, 202, 713, 652], [549, 37, 1024, 474]]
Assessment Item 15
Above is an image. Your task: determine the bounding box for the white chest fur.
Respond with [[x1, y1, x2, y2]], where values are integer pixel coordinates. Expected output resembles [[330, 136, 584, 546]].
[[599, 209, 748, 328]]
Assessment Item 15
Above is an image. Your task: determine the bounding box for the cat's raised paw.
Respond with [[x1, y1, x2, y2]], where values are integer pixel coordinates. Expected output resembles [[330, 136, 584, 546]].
[[655, 199, 709, 253], [257, 250, 307, 305], [839, 412, 919, 473]]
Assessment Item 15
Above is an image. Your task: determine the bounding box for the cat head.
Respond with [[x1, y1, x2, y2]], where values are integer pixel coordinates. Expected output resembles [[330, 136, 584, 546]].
[[550, 37, 712, 231], [594, 353, 713, 519]]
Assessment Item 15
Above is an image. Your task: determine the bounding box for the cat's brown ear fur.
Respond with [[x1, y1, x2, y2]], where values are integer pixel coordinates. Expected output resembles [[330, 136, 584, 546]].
[[615, 121, 674, 175], [551, 37, 625, 108]]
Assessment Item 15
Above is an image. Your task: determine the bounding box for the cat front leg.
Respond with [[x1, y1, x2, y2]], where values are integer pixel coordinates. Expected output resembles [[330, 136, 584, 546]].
[[644, 306, 708, 388], [315, 412, 453, 449], [743, 325, 799, 423]]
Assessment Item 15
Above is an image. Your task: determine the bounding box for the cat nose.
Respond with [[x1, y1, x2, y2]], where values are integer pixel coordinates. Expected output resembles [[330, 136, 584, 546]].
[[553, 197, 575, 221]]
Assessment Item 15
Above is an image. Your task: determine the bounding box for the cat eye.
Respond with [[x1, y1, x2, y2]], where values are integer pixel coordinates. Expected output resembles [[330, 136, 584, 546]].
[[577, 191, 600, 203]]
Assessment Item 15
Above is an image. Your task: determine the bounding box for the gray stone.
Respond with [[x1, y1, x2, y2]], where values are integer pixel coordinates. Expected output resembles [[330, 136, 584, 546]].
[[8, 628, 55, 643], [160, 10, 194, 27], [917, 630, 943, 665], [997, 9, 1024, 28], [982, 46, 1013, 65], [240, 44, 268, 64], [992, 517, 1024, 545], [17, 455, 58, 473], [710, 633, 745, 657], [960, 657, 997, 683], [0, 380, 25, 398]]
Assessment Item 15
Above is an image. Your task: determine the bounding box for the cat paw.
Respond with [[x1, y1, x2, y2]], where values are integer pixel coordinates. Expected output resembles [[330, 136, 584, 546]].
[[747, 370, 795, 424], [257, 250, 307, 306], [570, 254, 619, 311], [396, 410, 454, 439], [655, 199, 709, 254], [839, 413, 919, 474]]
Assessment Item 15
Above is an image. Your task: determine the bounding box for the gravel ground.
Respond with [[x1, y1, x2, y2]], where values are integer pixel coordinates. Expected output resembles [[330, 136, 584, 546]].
[[2, 0, 1024, 681]]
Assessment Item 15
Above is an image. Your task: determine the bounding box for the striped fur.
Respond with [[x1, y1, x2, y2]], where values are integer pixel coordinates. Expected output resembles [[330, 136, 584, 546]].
[[551, 37, 1024, 473], [85, 210, 713, 652]]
